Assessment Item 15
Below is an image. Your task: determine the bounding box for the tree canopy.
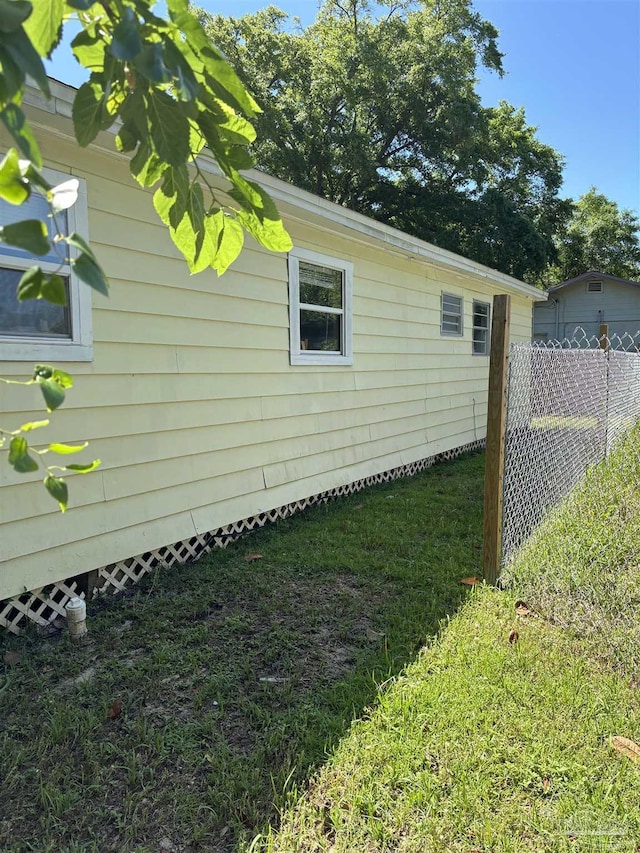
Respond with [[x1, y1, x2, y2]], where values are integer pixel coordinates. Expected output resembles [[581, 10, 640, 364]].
[[549, 188, 640, 283], [200, 0, 570, 281]]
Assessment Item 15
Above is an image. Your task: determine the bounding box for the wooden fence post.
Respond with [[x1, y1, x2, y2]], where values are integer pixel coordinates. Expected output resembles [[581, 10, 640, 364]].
[[482, 294, 511, 585], [599, 323, 609, 350]]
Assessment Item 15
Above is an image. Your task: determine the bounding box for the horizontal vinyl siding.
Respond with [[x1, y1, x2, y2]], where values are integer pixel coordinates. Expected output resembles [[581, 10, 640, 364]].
[[0, 120, 534, 599]]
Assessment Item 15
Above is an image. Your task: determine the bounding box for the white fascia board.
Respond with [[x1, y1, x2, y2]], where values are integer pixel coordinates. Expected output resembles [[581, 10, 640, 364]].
[[25, 80, 547, 302]]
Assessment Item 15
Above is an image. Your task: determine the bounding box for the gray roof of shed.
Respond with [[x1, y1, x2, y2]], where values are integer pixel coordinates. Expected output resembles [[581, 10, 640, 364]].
[[547, 270, 640, 294]]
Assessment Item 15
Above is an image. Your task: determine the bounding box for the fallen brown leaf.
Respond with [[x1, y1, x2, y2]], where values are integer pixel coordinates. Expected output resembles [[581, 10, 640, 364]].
[[508, 629, 519, 644], [3, 650, 22, 666], [542, 778, 551, 791], [459, 577, 479, 586], [611, 735, 640, 763], [353, 504, 364, 510], [244, 553, 263, 562], [515, 601, 531, 616], [107, 699, 122, 720]]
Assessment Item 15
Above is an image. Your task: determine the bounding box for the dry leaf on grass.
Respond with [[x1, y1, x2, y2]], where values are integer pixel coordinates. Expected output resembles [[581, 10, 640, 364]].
[[244, 553, 263, 562], [508, 629, 519, 645], [515, 601, 531, 616], [107, 699, 122, 720], [459, 577, 479, 586], [3, 651, 22, 666], [611, 736, 640, 763]]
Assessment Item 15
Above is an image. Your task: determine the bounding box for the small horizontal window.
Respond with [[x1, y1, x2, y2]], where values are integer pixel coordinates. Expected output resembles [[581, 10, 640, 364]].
[[472, 300, 490, 355], [441, 292, 463, 336]]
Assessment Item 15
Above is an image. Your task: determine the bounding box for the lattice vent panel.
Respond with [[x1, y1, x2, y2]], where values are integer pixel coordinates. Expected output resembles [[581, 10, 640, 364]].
[[1, 440, 483, 634], [0, 580, 81, 635]]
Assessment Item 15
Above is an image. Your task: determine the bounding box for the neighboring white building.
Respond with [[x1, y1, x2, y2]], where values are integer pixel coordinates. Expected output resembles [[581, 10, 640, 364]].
[[533, 270, 640, 343]]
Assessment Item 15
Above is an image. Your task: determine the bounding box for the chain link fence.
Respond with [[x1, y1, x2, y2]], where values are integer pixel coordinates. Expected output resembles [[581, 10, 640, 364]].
[[500, 328, 640, 571]]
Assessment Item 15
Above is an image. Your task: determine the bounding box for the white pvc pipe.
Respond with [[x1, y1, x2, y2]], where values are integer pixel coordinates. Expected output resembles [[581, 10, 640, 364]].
[[65, 596, 87, 641]]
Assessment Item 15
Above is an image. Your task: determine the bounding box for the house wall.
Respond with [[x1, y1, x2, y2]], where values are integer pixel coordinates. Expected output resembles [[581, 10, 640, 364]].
[[534, 279, 640, 341], [0, 115, 535, 602]]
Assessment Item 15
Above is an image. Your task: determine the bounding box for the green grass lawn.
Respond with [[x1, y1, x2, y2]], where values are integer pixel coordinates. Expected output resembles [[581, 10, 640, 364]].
[[2, 446, 639, 853], [0, 452, 484, 852], [503, 422, 640, 678]]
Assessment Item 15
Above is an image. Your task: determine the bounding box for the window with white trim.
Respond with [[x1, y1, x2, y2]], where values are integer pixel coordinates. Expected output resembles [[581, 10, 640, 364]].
[[0, 166, 93, 362], [288, 247, 353, 365], [441, 292, 463, 336], [472, 300, 490, 355]]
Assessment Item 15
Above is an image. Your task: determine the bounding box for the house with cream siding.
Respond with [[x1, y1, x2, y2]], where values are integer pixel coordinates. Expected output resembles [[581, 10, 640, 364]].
[[533, 270, 640, 343], [0, 80, 546, 630]]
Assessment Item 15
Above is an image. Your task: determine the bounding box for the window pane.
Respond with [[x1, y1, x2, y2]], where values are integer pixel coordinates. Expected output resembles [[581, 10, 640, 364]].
[[299, 261, 343, 309], [0, 195, 67, 266], [473, 329, 488, 354], [473, 302, 489, 328], [442, 313, 461, 334], [0, 268, 71, 338], [442, 294, 462, 314], [300, 309, 342, 352]]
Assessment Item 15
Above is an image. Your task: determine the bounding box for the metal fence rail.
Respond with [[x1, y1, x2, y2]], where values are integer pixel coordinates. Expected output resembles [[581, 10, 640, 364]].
[[501, 329, 640, 570]]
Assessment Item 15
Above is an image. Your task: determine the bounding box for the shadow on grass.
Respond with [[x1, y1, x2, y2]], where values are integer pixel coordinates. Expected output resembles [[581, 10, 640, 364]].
[[0, 451, 485, 853]]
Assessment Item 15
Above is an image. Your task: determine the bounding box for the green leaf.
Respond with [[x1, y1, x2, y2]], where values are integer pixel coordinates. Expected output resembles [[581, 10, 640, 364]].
[[67, 459, 101, 473], [18, 419, 49, 431], [166, 0, 259, 116], [49, 178, 79, 213], [22, 0, 63, 57], [130, 141, 166, 188], [37, 376, 66, 411], [72, 81, 107, 147], [162, 36, 199, 101], [64, 230, 98, 264], [115, 124, 139, 153], [0, 148, 30, 204], [109, 6, 142, 60], [48, 442, 88, 455], [0, 219, 50, 255], [0, 42, 24, 100], [236, 207, 293, 253], [44, 474, 68, 511], [135, 42, 172, 84], [16, 266, 44, 300], [214, 215, 244, 275], [0, 25, 50, 97], [145, 90, 190, 167], [199, 95, 256, 145], [65, 0, 93, 9], [41, 274, 67, 305], [51, 368, 73, 389], [8, 436, 39, 473], [33, 363, 53, 379], [71, 27, 106, 69], [0, 104, 42, 167], [72, 252, 109, 296], [0, 0, 32, 33]]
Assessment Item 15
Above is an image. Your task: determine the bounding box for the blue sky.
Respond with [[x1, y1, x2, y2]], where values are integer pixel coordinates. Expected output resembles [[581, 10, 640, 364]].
[[48, 0, 640, 218]]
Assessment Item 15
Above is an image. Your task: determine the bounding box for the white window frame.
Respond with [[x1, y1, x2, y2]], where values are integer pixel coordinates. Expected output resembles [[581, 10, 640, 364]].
[[0, 165, 93, 362], [472, 299, 491, 356], [440, 292, 463, 336], [587, 280, 603, 293], [288, 246, 353, 366]]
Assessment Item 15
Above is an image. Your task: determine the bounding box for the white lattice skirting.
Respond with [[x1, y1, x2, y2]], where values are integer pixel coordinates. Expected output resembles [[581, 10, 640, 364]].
[[1, 440, 484, 634]]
